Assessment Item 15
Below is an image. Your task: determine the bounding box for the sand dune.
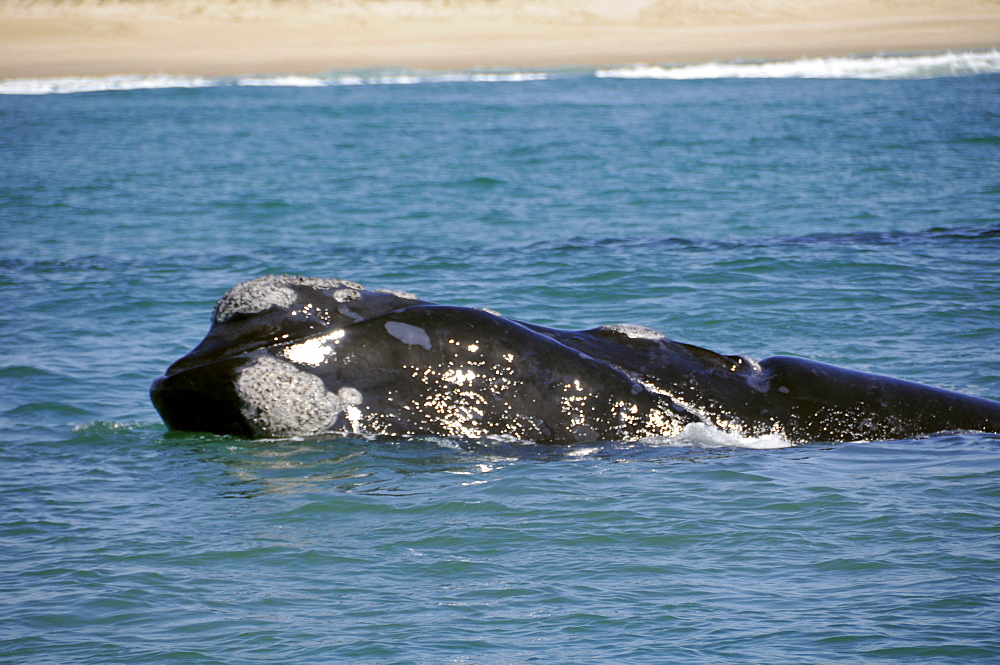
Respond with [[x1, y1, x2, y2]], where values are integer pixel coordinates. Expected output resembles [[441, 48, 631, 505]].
[[1, 0, 999, 78]]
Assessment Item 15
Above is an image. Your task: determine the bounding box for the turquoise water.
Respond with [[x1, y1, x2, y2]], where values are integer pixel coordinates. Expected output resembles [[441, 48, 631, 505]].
[[2, 54, 999, 662]]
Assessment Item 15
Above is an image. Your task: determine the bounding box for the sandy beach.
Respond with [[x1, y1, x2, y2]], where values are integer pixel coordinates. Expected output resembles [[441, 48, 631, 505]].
[[1, 0, 999, 79]]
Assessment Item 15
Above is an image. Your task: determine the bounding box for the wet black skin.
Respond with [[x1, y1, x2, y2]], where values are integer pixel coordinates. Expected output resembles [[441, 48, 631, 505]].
[[151, 276, 1000, 443]]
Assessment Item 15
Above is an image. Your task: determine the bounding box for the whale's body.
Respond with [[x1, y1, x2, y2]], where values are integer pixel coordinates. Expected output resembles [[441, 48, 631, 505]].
[[151, 275, 1000, 443]]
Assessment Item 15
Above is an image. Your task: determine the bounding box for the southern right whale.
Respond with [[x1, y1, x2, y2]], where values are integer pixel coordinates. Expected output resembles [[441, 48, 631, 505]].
[[150, 275, 1000, 443]]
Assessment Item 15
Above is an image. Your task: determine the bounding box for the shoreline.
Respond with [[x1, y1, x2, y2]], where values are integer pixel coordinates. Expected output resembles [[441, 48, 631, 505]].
[[2, 1, 999, 79]]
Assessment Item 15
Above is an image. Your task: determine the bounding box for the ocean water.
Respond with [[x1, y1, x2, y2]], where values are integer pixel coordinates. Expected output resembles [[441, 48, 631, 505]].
[[2, 52, 999, 663]]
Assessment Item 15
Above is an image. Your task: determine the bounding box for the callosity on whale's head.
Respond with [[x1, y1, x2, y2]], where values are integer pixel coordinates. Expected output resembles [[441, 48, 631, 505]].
[[150, 275, 698, 442], [152, 275, 1000, 443], [152, 275, 428, 437]]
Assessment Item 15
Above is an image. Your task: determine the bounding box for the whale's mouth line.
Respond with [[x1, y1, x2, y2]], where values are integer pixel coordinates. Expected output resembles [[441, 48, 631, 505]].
[[163, 340, 272, 378]]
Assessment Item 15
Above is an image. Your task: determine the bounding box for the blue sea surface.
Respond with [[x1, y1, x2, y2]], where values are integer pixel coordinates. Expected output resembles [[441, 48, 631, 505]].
[[1, 54, 999, 662]]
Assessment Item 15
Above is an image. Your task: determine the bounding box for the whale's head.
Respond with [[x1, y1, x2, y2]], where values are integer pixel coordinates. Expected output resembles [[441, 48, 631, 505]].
[[150, 275, 424, 437]]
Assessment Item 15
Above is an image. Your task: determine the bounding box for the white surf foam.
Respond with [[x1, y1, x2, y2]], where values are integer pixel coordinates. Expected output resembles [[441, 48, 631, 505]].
[[4, 51, 995, 95], [0, 70, 549, 95], [642, 422, 792, 450], [237, 75, 328, 87], [290, 71, 550, 86], [596, 50, 1000, 80], [0, 74, 215, 95]]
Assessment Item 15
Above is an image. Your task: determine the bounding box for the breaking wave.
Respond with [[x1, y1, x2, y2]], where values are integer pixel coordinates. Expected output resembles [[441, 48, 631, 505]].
[[2, 50, 997, 95], [596, 50, 1000, 80], [0, 70, 551, 95]]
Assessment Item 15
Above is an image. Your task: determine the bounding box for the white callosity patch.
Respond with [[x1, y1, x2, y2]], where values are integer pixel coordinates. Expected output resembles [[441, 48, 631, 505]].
[[385, 321, 433, 350], [214, 279, 295, 324], [332, 288, 361, 303], [337, 386, 363, 406], [598, 323, 665, 341], [234, 355, 360, 437], [281, 330, 345, 366], [338, 387, 365, 434], [213, 275, 364, 323], [374, 288, 419, 300]]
